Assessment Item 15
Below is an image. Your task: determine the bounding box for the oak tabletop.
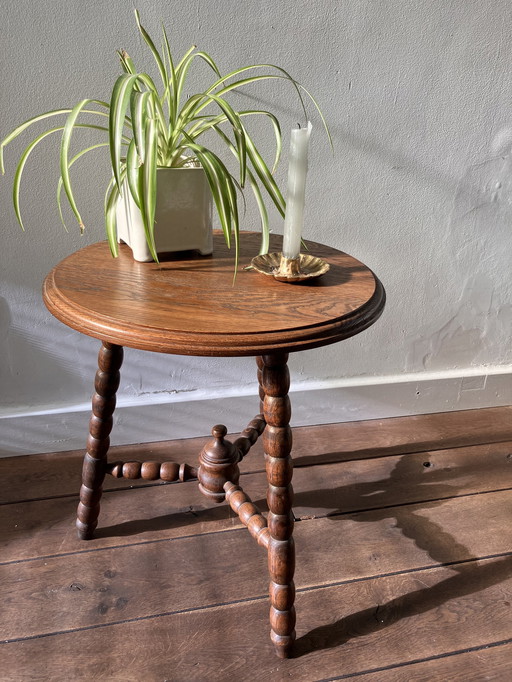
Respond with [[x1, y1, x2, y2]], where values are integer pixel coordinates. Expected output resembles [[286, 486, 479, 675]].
[[43, 232, 385, 356]]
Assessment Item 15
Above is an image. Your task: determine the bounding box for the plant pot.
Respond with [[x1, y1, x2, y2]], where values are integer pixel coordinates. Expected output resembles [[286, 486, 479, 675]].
[[116, 167, 213, 262]]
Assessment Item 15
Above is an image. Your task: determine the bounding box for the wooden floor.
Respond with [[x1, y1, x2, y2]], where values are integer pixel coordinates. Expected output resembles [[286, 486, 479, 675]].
[[1, 406, 512, 681]]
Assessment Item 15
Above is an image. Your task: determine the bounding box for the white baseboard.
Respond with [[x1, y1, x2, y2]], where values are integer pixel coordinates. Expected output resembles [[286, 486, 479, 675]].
[[1, 367, 511, 457]]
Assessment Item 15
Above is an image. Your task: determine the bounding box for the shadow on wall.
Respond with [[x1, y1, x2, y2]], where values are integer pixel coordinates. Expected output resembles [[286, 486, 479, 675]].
[[405, 128, 512, 373], [0, 276, 261, 457], [0, 287, 260, 456], [240, 88, 467, 198], [0, 293, 86, 410]]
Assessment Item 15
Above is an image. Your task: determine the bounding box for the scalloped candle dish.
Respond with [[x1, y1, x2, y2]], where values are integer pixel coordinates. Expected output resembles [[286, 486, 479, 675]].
[[251, 252, 330, 283]]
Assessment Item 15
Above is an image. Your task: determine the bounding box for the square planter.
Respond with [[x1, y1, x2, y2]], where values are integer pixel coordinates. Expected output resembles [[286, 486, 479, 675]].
[[116, 167, 213, 262]]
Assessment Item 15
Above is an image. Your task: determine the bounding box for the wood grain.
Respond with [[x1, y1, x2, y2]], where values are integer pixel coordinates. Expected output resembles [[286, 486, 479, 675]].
[[3, 406, 511, 505], [2, 556, 510, 681], [76, 342, 123, 540], [1, 409, 511, 679], [261, 353, 296, 656], [2, 489, 510, 641], [350, 643, 512, 681], [2, 440, 510, 563], [42, 232, 385, 355]]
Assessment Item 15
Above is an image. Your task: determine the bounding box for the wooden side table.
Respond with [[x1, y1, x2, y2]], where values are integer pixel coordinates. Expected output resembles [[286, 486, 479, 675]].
[[43, 232, 385, 658]]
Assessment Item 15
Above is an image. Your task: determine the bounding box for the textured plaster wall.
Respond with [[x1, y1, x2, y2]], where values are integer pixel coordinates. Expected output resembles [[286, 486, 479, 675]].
[[2, 0, 512, 451]]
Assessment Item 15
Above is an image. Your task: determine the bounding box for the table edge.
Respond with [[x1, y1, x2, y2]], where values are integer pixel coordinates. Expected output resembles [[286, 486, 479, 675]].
[[43, 269, 386, 356]]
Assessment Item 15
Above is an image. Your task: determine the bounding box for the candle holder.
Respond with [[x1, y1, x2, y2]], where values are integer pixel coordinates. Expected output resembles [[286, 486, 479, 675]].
[[251, 252, 330, 283]]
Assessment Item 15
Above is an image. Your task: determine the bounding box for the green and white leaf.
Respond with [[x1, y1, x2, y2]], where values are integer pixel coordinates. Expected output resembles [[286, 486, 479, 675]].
[[0, 8, 331, 271]]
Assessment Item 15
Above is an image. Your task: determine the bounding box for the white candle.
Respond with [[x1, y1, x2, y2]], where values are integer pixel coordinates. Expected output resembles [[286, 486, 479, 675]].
[[282, 121, 312, 259]]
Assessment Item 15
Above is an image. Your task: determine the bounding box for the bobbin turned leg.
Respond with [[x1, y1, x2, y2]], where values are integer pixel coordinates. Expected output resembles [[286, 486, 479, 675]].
[[76, 342, 123, 540], [260, 352, 296, 658]]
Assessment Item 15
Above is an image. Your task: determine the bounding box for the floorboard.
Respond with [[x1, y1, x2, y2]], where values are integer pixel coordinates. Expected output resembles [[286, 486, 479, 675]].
[[2, 405, 512, 504], [2, 489, 510, 641], [348, 641, 512, 681], [3, 558, 511, 681], [2, 440, 510, 563], [0, 407, 511, 681]]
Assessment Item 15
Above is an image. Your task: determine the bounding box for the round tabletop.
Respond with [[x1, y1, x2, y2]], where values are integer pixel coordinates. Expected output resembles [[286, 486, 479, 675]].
[[43, 232, 385, 357]]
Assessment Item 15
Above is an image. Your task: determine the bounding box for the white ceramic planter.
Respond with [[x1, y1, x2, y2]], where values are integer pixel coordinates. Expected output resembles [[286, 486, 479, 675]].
[[116, 167, 213, 262]]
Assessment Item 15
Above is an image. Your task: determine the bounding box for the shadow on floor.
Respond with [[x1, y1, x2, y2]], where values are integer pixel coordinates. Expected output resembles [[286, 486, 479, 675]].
[[287, 454, 512, 656], [293, 554, 512, 656], [83, 450, 512, 658]]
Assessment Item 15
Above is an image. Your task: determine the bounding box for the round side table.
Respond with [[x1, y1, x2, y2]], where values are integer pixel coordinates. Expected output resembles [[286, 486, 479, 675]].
[[43, 231, 385, 658]]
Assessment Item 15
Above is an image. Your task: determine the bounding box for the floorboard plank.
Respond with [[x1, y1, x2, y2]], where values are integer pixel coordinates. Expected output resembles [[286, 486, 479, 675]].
[[347, 641, 512, 681], [0, 434, 248, 504], [1, 490, 510, 640], [289, 440, 512, 520], [2, 441, 510, 563], [2, 405, 512, 504], [2, 557, 511, 681], [2, 408, 511, 681]]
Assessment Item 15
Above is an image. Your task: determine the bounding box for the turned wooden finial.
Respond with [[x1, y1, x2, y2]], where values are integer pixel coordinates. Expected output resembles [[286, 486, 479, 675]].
[[198, 424, 240, 503], [212, 424, 227, 440]]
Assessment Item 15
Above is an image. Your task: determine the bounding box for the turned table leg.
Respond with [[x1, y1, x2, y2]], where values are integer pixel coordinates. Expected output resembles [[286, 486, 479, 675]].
[[76, 341, 123, 540], [260, 353, 296, 658]]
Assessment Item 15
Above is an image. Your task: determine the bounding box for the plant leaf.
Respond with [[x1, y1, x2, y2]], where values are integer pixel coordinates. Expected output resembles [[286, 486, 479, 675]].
[[245, 134, 286, 217], [182, 135, 236, 246], [136, 73, 169, 140], [202, 93, 247, 188], [296, 82, 334, 150], [250, 173, 270, 255], [137, 116, 158, 262], [175, 50, 222, 106], [209, 63, 307, 120], [118, 49, 136, 75], [1, 105, 108, 175], [60, 99, 105, 231], [212, 124, 269, 254], [183, 136, 241, 272], [193, 109, 282, 174], [241, 110, 282, 174], [134, 10, 167, 89], [11, 127, 62, 230], [207, 67, 331, 147], [161, 24, 178, 126], [57, 142, 109, 231], [117, 49, 143, 94], [10, 124, 107, 231], [105, 175, 123, 257], [130, 90, 150, 162], [125, 138, 141, 208], [109, 73, 139, 190]]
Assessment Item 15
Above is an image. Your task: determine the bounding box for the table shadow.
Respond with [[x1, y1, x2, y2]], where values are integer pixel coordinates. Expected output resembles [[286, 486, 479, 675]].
[[283, 453, 512, 657], [293, 554, 512, 657], [93, 450, 510, 661]]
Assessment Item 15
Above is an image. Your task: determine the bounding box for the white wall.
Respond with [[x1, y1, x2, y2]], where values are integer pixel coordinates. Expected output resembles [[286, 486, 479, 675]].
[[2, 0, 512, 456]]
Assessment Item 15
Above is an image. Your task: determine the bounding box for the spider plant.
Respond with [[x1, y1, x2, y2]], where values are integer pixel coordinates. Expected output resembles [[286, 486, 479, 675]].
[[1, 9, 330, 265]]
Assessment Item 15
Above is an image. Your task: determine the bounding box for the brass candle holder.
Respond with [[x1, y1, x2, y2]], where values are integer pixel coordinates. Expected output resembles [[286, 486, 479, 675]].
[[251, 252, 330, 283]]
